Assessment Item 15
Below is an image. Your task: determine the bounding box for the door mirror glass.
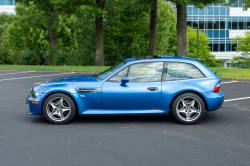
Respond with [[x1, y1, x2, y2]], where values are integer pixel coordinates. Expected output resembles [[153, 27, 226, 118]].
[[121, 77, 129, 86]]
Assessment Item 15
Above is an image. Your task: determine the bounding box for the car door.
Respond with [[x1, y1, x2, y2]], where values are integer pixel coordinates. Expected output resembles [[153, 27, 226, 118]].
[[102, 62, 164, 109]]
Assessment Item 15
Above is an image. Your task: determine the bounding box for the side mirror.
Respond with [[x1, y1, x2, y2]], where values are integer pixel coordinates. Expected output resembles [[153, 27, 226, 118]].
[[121, 77, 129, 86]]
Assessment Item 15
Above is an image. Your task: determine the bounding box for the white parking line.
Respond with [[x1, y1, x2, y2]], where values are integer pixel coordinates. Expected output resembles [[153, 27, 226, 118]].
[[0, 72, 76, 82], [224, 97, 250, 102], [221, 81, 238, 84], [0, 71, 36, 76], [34, 82, 42, 84]]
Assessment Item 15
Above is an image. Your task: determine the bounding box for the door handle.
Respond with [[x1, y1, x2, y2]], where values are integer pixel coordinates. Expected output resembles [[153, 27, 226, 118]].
[[147, 87, 158, 90]]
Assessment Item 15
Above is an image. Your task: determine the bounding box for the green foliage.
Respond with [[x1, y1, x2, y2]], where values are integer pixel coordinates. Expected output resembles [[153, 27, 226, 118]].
[[231, 31, 250, 68], [187, 26, 222, 67], [171, 0, 226, 8], [1, 3, 78, 65], [104, 0, 177, 66]]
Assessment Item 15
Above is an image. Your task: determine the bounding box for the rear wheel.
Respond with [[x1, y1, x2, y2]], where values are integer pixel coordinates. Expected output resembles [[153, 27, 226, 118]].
[[171, 93, 205, 124], [43, 93, 76, 124]]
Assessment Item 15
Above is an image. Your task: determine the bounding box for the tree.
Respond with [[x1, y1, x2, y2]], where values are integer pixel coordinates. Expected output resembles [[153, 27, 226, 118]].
[[187, 26, 221, 67], [95, 0, 105, 66], [170, 0, 225, 57], [14, 0, 94, 51], [104, 0, 177, 66], [149, 0, 158, 56], [1, 2, 78, 65], [231, 31, 250, 68]]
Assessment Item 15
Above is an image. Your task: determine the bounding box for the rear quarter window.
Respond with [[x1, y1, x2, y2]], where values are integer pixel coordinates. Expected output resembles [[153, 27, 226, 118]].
[[163, 62, 205, 81]]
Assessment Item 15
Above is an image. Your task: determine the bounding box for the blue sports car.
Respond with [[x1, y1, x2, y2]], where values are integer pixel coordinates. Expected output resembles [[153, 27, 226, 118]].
[[27, 56, 224, 124]]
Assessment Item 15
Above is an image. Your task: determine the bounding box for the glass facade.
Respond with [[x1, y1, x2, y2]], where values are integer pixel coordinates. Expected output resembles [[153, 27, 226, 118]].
[[173, 0, 249, 53], [0, 0, 14, 5]]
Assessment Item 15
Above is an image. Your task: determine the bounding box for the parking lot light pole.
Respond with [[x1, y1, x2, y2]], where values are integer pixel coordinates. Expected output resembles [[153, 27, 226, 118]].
[[194, 27, 199, 59]]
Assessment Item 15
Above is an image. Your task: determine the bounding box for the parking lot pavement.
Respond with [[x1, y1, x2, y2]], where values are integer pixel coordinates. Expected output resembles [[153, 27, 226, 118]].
[[0, 70, 250, 166]]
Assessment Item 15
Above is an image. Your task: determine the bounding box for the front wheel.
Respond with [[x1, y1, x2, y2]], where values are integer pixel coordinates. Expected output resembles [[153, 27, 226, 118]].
[[171, 93, 205, 124], [43, 93, 76, 124]]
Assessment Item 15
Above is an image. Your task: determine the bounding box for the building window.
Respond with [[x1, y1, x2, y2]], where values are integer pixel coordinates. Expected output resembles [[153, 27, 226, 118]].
[[214, 44, 219, 52], [239, 0, 244, 7], [226, 44, 231, 51], [187, 21, 192, 27], [231, 0, 239, 7], [207, 30, 213, 38], [187, 7, 192, 15], [199, 21, 204, 29], [7, 0, 14, 5], [214, 7, 219, 15], [208, 21, 213, 29], [220, 44, 225, 51], [193, 7, 198, 15], [193, 21, 198, 28], [232, 44, 237, 51], [220, 7, 226, 15], [220, 30, 225, 38], [232, 22, 237, 29], [208, 7, 213, 15], [199, 8, 206, 15], [239, 22, 244, 29], [214, 21, 220, 29], [214, 31, 219, 38], [220, 21, 225, 29], [227, 63, 232, 67], [209, 44, 213, 51], [247, 22, 250, 29], [0, 0, 14, 5]]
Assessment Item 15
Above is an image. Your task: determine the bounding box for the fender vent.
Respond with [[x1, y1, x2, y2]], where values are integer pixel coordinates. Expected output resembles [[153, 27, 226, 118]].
[[79, 89, 94, 92]]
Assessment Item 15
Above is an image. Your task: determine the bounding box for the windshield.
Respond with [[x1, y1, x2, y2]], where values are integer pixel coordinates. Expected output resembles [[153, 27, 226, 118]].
[[95, 62, 127, 80]]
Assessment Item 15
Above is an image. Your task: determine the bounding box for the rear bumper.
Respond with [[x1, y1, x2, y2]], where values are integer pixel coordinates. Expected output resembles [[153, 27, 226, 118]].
[[202, 92, 224, 112]]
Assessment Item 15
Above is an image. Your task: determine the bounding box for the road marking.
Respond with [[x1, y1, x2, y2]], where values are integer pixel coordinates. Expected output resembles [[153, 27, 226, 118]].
[[224, 97, 250, 102], [221, 81, 238, 84], [34, 82, 42, 84], [0, 71, 36, 76], [0, 72, 76, 82]]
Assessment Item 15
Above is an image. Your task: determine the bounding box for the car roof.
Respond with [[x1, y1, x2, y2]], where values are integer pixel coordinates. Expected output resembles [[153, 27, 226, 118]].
[[125, 56, 198, 62]]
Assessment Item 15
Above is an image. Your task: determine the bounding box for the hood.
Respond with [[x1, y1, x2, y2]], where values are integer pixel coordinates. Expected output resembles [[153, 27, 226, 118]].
[[46, 75, 98, 83]]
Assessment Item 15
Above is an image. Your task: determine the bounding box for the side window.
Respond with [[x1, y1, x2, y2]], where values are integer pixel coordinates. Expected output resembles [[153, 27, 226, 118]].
[[108, 67, 128, 82], [163, 62, 205, 81], [128, 62, 164, 82]]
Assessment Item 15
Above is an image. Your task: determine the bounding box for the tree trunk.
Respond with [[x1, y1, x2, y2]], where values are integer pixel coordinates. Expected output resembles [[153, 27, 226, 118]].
[[149, 0, 158, 56], [176, 4, 187, 57], [47, 13, 57, 50], [95, 0, 105, 66]]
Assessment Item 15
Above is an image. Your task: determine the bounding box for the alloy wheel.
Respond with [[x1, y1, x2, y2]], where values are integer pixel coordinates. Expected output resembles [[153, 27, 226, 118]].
[[176, 96, 201, 122], [46, 97, 71, 122]]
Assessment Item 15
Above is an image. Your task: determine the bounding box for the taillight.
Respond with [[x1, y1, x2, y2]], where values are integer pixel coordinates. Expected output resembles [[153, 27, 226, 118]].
[[213, 84, 220, 93]]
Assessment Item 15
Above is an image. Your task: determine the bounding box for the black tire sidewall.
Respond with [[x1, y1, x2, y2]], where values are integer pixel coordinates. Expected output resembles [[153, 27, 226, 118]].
[[171, 93, 205, 124], [43, 93, 76, 124]]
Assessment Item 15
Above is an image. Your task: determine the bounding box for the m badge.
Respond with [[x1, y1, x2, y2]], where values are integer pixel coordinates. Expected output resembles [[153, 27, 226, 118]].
[[80, 95, 85, 97]]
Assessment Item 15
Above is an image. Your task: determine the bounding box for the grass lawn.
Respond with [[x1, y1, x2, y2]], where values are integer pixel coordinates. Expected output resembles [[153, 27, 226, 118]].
[[1, 65, 250, 80], [210, 67, 250, 80]]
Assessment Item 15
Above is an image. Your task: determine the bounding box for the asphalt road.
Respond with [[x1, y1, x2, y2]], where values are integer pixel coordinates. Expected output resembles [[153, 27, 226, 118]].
[[0, 70, 250, 166]]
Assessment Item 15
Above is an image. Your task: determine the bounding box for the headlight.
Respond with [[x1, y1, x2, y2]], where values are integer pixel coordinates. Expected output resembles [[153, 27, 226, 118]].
[[30, 91, 41, 98]]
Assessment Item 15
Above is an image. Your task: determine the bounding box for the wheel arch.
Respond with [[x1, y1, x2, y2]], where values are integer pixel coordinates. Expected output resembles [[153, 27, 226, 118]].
[[41, 91, 79, 115], [169, 90, 208, 111]]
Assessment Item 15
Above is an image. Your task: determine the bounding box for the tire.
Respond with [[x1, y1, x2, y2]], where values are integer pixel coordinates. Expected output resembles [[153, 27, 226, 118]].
[[43, 93, 76, 124], [171, 93, 205, 124]]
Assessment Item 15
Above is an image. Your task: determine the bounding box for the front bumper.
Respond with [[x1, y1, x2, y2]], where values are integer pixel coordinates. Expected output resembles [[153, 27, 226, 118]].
[[26, 93, 46, 115]]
